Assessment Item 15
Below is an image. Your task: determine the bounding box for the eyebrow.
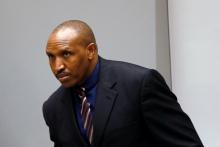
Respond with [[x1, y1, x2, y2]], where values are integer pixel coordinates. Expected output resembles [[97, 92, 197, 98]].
[[45, 50, 52, 56], [46, 47, 72, 55]]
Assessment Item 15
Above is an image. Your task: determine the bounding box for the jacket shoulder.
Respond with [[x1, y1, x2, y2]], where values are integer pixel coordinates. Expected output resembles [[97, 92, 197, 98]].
[[43, 86, 65, 108], [100, 58, 153, 79], [42, 86, 67, 123]]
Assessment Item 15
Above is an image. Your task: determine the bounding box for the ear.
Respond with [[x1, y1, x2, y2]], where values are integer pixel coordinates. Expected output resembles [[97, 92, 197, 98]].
[[86, 43, 97, 60]]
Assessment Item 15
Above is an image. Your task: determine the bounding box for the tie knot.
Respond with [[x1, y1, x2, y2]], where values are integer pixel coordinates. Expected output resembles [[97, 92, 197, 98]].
[[75, 87, 86, 99]]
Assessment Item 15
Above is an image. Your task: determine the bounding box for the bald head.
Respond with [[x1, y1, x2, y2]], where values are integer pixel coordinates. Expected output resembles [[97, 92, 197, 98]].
[[51, 20, 96, 47]]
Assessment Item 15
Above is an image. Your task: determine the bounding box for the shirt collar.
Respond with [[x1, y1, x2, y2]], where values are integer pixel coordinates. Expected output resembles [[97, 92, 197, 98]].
[[83, 60, 100, 91]]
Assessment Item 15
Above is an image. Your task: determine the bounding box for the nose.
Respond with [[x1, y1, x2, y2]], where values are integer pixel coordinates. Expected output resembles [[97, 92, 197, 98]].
[[54, 58, 65, 73]]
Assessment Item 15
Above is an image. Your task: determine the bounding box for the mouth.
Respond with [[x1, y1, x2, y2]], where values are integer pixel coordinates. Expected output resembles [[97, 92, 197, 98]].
[[56, 73, 71, 82]]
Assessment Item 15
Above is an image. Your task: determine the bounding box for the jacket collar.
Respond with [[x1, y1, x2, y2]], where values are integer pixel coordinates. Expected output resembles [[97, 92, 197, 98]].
[[92, 57, 118, 146]]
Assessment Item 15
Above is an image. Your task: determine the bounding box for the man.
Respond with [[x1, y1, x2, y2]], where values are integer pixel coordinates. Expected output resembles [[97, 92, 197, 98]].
[[43, 20, 203, 147]]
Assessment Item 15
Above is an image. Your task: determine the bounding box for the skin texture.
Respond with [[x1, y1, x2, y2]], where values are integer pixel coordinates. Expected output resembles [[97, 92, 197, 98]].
[[46, 20, 98, 88]]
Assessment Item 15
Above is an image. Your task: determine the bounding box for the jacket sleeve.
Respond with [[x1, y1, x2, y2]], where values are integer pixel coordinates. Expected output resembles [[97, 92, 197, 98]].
[[42, 102, 61, 147], [140, 69, 203, 147]]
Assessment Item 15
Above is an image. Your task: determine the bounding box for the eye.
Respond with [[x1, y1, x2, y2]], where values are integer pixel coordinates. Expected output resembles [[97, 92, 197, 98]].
[[63, 51, 71, 58], [47, 53, 54, 60]]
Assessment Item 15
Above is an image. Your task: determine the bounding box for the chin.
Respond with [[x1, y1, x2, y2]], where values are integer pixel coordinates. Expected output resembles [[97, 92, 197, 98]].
[[61, 81, 76, 88]]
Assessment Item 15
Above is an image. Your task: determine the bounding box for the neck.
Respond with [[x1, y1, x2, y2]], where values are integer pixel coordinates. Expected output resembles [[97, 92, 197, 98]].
[[78, 55, 98, 87], [88, 55, 98, 76]]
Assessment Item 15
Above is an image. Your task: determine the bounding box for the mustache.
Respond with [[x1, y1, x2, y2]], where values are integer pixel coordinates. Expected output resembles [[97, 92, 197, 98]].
[[55, 71, 71, 79]]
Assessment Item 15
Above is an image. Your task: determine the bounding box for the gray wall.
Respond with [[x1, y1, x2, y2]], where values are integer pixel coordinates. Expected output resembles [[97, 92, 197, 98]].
[[0, 0, 170, 146], [169, 1, 220, 146]]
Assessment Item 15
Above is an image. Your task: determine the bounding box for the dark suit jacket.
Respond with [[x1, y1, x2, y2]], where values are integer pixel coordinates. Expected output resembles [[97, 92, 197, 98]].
[[43, 57, 203, 147]]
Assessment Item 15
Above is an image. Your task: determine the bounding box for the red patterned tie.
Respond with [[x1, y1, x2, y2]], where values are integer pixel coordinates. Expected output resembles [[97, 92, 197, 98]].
[[77, 87, 93, 144]]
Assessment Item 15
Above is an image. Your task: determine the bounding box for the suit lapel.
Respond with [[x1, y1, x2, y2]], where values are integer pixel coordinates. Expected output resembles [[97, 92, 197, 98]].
[[61, 88, 89, 147], [92, 58, 118, 146]]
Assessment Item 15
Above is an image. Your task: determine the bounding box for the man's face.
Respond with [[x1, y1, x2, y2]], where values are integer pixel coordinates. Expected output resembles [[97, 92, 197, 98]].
[[46, 28, 91, 88]]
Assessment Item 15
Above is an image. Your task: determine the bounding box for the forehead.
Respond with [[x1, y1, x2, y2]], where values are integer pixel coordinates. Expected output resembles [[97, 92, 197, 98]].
[[46, 28, 79, 52]]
